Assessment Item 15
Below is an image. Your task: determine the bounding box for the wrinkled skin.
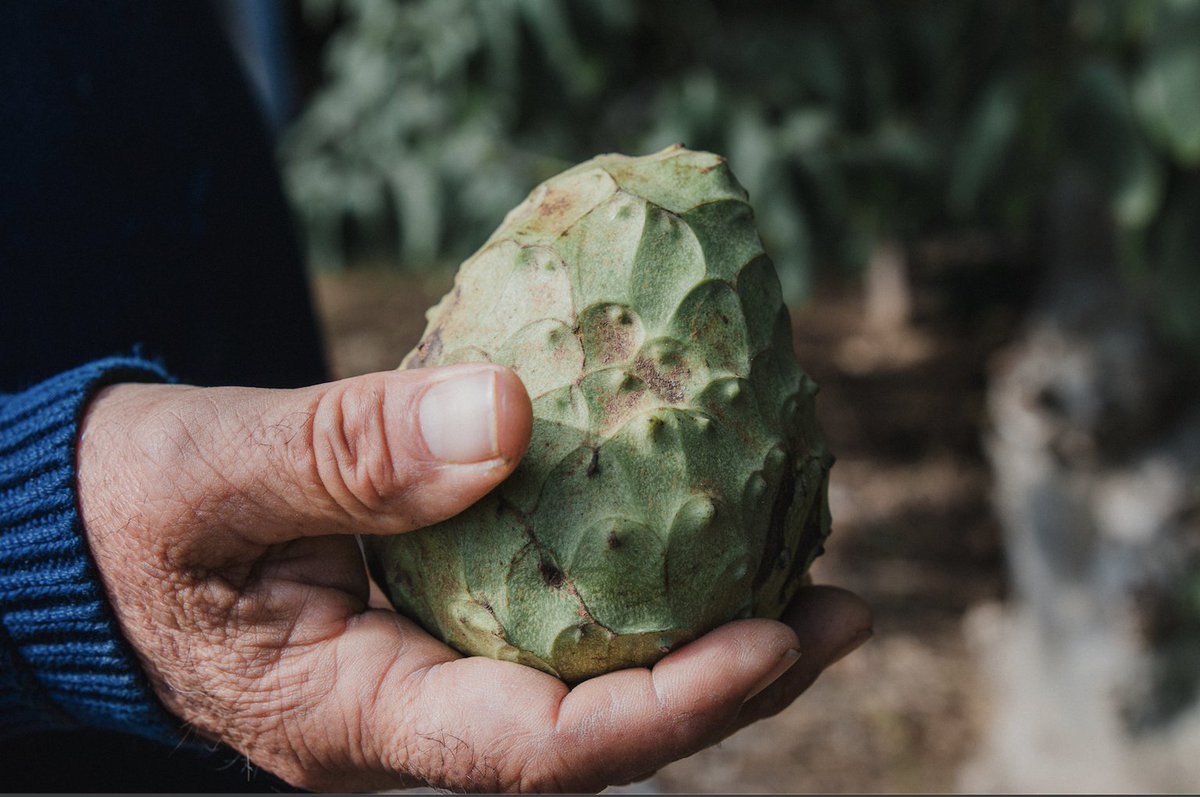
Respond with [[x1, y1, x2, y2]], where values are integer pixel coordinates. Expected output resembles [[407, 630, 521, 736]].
[[78, 364, 871, 793]]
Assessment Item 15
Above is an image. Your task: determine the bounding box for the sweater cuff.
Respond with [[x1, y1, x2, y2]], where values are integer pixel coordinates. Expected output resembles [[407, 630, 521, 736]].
[[0, 356, 185, 743]]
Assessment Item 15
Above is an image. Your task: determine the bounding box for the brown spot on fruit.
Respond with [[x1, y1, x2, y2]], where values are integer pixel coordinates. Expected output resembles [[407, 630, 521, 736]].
[[539, 189, 571, 218], [539, 560, 565, 589], [632, 355, 687, 403], [578, 304, 642, 366], [414, 328, 443, 367]]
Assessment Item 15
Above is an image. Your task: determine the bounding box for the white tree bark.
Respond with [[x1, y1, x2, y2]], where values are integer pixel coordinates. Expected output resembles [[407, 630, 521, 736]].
[[963, 175, 1200, 792]]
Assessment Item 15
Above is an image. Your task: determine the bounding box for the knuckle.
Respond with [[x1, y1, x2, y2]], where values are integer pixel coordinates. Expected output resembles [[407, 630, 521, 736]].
[[137, 391, 229, 490], [302, 376, 420, 524]]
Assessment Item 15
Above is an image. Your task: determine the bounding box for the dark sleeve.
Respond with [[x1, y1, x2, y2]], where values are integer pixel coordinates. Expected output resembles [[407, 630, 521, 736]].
[[0, 4, 320, 788], [0, 357, 186, 744], [0, 1, 328, 391]]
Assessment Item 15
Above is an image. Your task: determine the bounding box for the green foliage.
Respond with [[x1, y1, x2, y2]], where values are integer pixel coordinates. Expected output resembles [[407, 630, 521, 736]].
[[281, 0, 1200, 351]]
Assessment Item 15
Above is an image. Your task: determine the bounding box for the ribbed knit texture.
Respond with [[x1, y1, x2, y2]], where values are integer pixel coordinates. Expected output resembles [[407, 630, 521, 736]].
[[0, 356, 184, 743]]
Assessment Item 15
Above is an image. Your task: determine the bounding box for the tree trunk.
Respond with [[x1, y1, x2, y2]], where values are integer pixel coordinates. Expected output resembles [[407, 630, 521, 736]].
[[963, 173, 1200, 791]]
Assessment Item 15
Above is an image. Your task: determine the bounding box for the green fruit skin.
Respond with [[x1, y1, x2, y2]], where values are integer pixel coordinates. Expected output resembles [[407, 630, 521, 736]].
[[365, 144, 832, 683]]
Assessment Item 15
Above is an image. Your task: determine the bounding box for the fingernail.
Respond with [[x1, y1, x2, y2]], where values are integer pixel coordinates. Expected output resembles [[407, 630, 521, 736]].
[[419, 370, 499, 463], [745, 648, 800, 702]]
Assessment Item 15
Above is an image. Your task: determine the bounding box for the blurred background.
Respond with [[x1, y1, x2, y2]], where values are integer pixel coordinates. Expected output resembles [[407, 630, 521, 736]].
[[224, 0, 1200, 791]]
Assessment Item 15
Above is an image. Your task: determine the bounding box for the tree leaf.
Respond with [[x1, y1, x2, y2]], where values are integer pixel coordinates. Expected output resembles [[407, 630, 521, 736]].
[[948, 76, 1023, 218]]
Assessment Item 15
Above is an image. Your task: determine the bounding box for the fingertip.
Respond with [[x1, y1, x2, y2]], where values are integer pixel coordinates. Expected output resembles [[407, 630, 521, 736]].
[[653, 618, 802, 705], [726, 587, 873, 731], [492, 366, 533, 464], [782, 585, 874, 667], [411, 364, 530, 466]]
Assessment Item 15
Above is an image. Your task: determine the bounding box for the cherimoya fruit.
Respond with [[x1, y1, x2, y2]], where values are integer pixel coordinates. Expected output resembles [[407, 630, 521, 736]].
[[365, 144, 833, 683]]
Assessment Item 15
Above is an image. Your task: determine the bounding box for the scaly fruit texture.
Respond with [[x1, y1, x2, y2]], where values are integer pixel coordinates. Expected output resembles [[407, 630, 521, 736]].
[[366, 145, 832, 683]]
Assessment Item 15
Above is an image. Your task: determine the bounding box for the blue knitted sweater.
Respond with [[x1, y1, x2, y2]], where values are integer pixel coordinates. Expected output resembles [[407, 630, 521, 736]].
[[0, 357, 180, 741], [0, 3, 325, 790]]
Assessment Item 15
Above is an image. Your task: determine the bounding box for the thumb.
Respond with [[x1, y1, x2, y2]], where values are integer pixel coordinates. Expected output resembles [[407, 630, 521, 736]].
[[253, 364, 533, 541], [86, 364, 533, 547]]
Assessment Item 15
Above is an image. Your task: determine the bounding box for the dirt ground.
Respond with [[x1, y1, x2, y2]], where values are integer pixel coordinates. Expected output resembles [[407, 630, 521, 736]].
[[310, 268, 1012, 794]]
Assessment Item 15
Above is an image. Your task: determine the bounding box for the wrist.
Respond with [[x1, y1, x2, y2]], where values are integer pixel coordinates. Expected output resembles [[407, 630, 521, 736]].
[[0, 357, 183, 742]]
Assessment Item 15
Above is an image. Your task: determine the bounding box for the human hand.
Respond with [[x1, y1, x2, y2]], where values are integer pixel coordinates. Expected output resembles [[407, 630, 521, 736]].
[[77, 364, 871, 793]]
